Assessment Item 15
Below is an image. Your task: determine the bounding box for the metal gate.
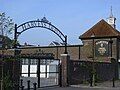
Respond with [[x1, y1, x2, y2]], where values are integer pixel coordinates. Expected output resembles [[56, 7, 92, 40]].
[[40, 59, 60, 87], [20, 58, 60, 88]]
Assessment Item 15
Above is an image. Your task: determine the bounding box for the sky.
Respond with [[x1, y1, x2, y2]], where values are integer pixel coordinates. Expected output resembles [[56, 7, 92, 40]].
[[0, 0, 120, 46]]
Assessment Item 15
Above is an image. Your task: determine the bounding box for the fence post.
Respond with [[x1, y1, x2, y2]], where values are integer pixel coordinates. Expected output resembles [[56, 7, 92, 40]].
[[27, 80, 30, 90], [33, 83, 37, 90]]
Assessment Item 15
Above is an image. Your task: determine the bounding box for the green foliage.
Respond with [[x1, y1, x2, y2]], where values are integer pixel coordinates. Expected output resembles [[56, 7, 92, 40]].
[[3, 72, 13, 90], [0, 12, 14, 37], [95, 74, 102, 83], [3, 57, 15, 61], [0, 35, 13, 48], [0, 12, 15, 48], [82, 79, 89, 85]]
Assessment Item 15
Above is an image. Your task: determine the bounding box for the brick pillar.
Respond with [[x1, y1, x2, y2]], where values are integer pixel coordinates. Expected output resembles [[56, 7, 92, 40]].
[[60, 54, 70, 87]]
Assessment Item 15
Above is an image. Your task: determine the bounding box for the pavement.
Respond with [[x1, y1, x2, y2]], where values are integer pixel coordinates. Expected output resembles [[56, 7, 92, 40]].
[[39, 86, 120, 90], [38, 80, 120, 90]]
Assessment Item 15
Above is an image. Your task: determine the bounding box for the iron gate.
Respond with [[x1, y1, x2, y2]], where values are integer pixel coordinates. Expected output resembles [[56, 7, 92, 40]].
[[40, 59, 60, 87], [20, 58, 60, 88]]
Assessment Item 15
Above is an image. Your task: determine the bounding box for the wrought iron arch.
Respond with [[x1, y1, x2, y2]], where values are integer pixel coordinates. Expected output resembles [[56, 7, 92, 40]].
[[14, 17, 67, 54]]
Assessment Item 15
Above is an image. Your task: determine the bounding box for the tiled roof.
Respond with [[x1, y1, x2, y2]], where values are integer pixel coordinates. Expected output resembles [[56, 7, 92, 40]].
[[79, 19, 120, 39]]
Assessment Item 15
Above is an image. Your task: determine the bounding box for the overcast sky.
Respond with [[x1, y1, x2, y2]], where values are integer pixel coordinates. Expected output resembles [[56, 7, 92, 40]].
[[0, 0, 120, 46]]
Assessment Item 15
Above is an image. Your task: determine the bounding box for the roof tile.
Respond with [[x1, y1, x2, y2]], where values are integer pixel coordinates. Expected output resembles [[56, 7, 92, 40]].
[[79, 19, 120, 39]]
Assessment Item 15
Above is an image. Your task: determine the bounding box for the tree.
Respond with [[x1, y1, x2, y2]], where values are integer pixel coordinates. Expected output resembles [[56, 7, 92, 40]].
[[0, 12, 15, 48], [0, 12, 14, 37]]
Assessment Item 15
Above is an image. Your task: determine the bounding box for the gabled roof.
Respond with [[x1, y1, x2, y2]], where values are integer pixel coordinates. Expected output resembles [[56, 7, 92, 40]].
[[79, 19, 120, 39]]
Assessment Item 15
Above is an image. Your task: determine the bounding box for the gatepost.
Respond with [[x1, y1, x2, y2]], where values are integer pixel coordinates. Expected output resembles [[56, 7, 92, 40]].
[[60, 54, 70, 87]]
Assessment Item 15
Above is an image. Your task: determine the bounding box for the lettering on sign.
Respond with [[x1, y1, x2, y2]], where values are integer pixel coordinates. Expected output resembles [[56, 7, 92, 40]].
[[95, 40, 109, 56], [17, 20, 64, 41]]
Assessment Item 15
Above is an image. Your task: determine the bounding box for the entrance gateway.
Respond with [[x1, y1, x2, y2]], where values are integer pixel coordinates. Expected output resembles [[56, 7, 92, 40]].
[[13, 17, 67, 88], [20, 53, 60, 88], [14, 17, 67, 54]]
